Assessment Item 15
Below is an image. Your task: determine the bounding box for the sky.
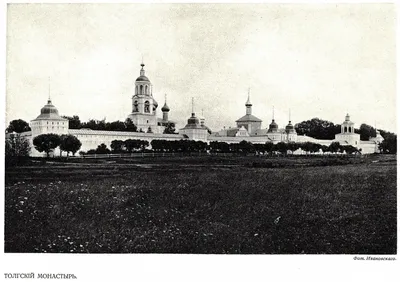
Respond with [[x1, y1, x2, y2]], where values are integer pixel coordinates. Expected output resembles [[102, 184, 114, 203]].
[[5, 3, 397, 133]]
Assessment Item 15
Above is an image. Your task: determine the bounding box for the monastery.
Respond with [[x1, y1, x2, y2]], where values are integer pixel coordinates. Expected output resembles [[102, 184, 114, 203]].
[[18, 63, 383, 156]]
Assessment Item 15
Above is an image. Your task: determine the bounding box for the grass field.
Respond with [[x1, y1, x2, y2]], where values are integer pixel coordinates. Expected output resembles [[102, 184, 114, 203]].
[[4, 155, 397, 254]]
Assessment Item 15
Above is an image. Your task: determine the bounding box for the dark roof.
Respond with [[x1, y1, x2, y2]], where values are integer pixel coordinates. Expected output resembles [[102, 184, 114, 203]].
[[136, 76, 150, 82], [162, 102, 170, 112], [33, 100, 67, 121], [236, 114, 262, 122]]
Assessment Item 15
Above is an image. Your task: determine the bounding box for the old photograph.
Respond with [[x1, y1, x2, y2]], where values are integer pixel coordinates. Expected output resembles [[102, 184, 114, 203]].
[[2, 2, 398, 280]]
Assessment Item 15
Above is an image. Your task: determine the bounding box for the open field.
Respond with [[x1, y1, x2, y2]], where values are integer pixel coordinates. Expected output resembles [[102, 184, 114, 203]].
[[4, 155, 397, 254]]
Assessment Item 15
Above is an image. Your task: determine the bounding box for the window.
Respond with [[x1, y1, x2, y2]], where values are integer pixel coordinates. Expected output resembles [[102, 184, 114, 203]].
[[133, 101, 139, 112], [140, 85, 143, 94], [144, 101, 150, 113]]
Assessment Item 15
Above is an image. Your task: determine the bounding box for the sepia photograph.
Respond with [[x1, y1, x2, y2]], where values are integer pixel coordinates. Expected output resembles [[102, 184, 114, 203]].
[[2, 1, 398, 281]]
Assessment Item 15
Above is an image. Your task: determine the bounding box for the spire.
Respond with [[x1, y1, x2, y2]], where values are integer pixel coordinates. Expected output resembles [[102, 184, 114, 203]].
[[140, 59, 145, 76], [272, 106, 275, 121], [245, 88, 252, 115], [48, 77, 52, 104], [289, 108, 291, 123], [246, 87, 252, 106], [162, 93, 170, 112], [191, 97, 195, 115]]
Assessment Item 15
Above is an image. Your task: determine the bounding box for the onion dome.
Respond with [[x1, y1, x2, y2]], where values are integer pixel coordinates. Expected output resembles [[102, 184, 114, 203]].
[[188, 113, 200, 125], [162, 102, 170, 112], [136, 63, 150, 82], [285, 121, 295, 133], [181, 113, 203, 129], [245, 95, 252, 107], [268, 119, 279, 133]]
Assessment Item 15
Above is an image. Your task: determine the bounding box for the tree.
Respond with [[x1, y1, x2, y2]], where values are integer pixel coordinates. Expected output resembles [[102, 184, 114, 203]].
[[62, 115, 81, 129], [124, 118, 137, 132], [59, 134, 82, 156], [5, 133, 31, 157], [295, 118, 340, 140], [264, 142, 274, 155], [275, 142, 288, 155], [33, 134, 61, 157], [342, 145, 359, 155], [328, 142, 341, 154], [108, 121, 126, 131], [163, 122, 176, 134], [299, 142, 313, 154], [321, 145, 329, 154], [287, 142, 299, 154], [238, 140, 254, 154], [359, 124, 376, 141], [111, 140, 125, 153], [379, 134, 397, 154], [95, 143, 111, 154], [6, 119, 31, 133], [5, 133, 31, 166]]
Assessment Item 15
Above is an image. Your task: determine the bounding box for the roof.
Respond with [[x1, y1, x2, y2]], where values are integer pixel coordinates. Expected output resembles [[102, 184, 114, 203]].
[[136, 76, 150, 82], [236, 114, 262, 123], [32, 100, 67, 121], [161, 102, 170, 112], [226, 128, 239, 137]]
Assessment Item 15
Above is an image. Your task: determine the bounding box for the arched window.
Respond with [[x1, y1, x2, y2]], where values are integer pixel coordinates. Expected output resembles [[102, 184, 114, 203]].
[[133, 100, 139, 112], [344, 127, 347, 133], [144, 101, 150, 113], [136, 86, 138, 94], [145, 85, 148, 94], [140, 85, 143, 94]]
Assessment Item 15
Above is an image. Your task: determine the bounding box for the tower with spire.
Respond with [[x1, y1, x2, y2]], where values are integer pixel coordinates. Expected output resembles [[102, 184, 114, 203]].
[[267, 106, 278, 133], [235, 88, 262, 135], [29, 78, 68, 156], [285, 109, 297, 142], [128, 62, 161, 133]]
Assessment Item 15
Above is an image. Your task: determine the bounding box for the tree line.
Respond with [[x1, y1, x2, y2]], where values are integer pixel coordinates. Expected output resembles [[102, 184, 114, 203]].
[[80, 139, 361, 155]]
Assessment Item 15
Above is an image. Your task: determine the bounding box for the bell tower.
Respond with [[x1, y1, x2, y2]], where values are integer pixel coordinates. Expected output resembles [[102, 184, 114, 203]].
[[128, 62, 159, 132]]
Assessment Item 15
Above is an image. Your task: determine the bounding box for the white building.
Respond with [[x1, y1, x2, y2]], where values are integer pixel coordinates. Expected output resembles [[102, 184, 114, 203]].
[[17, 63, 383, 156]]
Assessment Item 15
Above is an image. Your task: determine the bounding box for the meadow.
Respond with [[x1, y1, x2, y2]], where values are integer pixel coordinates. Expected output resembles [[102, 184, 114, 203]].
[[4, 155, 397, 254]]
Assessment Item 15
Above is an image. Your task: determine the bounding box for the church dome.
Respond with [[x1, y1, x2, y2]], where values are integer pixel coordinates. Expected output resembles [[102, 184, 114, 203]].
[[285, 121, 295, 133], [136, 63, 151, 82], [187, 113, 200, 125], [268, 119, 279, 133], [34, 99, 66, 121], [162, 102, 170, 112], [41, 99, 59, 115], [136, 76, 150, 82], [342, 113, 354, 125]]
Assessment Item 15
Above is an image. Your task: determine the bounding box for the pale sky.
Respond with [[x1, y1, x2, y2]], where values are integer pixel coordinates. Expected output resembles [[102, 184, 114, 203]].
[[5, 3, 397, 132]]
